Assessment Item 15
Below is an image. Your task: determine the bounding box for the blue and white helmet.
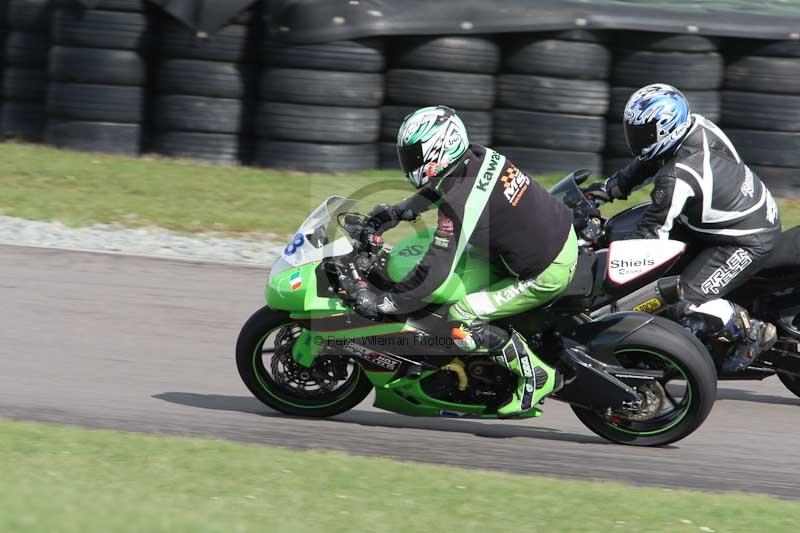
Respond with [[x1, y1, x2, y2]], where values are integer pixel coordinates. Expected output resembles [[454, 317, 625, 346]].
[[623, 83, 691, 161]]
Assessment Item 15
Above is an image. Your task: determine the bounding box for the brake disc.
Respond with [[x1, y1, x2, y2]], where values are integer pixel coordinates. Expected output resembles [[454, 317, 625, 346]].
[[614, 381, 666, 422], [270, 326, 337, 395]]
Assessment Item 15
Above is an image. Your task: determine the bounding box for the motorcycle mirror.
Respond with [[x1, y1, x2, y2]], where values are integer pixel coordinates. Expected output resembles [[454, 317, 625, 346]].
[[568, 169, 592, 185]]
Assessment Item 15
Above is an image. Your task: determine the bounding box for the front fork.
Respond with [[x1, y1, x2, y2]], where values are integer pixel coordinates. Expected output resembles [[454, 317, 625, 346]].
[[291, 329, 322, 368]]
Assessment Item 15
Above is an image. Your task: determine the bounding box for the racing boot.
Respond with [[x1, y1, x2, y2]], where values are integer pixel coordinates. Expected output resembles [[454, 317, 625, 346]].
[[450, 324, 556, 417], [492, 332, 556, 417], [673, 300, 777, 373], [721, 307, 777, 373]]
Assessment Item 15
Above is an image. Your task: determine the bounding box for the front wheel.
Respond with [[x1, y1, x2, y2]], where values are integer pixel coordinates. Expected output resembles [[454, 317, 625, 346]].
[[236, 306, 373, 417], [571, 316, 717, 446]]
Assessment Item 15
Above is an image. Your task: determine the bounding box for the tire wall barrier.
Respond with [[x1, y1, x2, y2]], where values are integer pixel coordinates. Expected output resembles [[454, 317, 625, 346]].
[[45, 0, 151, 155], [2, 0, 51, 139], [152, 12, 259, 163], [1, 2, 800, 196]]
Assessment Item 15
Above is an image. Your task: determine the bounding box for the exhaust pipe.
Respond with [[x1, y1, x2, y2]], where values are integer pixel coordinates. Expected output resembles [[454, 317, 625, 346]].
[[590, 276, 683, 318]]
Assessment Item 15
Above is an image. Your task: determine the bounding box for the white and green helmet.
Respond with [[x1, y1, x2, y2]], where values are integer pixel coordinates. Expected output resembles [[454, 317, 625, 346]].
[[396, 105, 469, 188]]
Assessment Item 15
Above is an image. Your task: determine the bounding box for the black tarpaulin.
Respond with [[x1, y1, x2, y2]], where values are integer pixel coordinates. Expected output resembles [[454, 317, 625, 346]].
[[152, 0, 259, 34], [75, 0, 259, 34], [270, 0, 800, 43]]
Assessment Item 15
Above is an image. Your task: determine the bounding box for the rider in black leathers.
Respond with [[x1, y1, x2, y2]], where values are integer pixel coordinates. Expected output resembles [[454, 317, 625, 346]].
[[589, 84, 781, 372]]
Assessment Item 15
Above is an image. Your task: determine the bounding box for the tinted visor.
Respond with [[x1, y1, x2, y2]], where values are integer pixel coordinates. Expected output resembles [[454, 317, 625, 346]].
[[623, 120, 658, 157], [397, 142, 424, 175]]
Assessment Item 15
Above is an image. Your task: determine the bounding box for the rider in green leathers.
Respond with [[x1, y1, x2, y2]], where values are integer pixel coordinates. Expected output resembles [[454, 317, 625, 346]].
[[353, 106, 578, 417]]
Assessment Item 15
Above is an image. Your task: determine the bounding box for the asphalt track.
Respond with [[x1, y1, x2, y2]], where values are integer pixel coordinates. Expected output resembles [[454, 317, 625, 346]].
[[2, 245, 799, 498]]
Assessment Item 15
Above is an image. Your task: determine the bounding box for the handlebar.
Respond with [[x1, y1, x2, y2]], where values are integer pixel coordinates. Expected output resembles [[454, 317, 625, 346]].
[[327, 211, 389, 301]]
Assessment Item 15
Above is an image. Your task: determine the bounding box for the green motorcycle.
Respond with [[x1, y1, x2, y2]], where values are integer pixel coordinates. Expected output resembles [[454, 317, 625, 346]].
[[236, 174, 717, 446]]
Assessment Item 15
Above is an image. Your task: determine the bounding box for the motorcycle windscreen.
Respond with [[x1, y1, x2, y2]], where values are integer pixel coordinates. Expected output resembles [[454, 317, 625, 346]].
[[270, 196, 358, 280]]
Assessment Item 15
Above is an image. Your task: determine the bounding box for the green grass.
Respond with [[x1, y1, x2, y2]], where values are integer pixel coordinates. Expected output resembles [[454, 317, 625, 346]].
[[2, 141, 799, 239], [0, 142, 415, 238], [2, 417, 799, 533]]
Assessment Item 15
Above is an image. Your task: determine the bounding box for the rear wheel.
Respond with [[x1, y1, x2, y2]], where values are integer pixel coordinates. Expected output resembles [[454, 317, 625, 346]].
[[236, 306, 373, 417], [778, 373, 800, 399], [770, 307, 800, 399], [572, 317, 717, 446]]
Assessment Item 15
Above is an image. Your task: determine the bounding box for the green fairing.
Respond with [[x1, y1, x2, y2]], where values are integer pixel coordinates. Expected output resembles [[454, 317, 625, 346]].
[[266, 262, 347, 315], [291, 322, 417, 367], [368, 370, 542, 418]]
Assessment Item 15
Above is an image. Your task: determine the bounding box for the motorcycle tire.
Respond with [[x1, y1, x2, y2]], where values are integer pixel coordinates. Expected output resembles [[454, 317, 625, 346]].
[[2, 67, 47, 101], [725, 129, 800, 168], [6, 0, 50, 31], [504, 38, 610, 80], [393, 36, 500, 74], [4, 31, 49, 67], [496, 74, 609, 116], [49, 46, 146, 86], [159, 59, 255, 100], [263, 39, 385, 73], [53, 0, 146, 12], [253, 141, 378, 173], [778, 373, 800, 399], [612, 50, 723, 90], [721, 91, 800, 132], [236, 306, 373, 417], [493, 109, 605, 152], [51, 8, 150, 51], [725, 56, 800, 95], [386, 69, 495, 110], [571, 315, 717, 446], [260, 68, 384, 107]]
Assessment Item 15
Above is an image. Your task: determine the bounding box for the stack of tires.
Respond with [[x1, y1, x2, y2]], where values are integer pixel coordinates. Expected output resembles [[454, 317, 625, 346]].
[[604, 32, 723, 176], [2, 0, 50, 139], [494, 31, 609, 177], [380, 36, 498, 170], [255, 38, 385, 173], [46, 0, 150, 155], [152, 13, 258, 163], [722, 40, 800, 197]]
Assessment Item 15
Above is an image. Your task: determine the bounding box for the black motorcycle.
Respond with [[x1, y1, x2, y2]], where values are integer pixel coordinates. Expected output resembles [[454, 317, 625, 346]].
[[553, 170, 800, 398]]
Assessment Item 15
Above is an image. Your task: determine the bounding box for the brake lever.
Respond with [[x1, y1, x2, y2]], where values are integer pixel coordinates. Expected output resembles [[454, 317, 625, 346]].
[[583, 190, 611, 209]]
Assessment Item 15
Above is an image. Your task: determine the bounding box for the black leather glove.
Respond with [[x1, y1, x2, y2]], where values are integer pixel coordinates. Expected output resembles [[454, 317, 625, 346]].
[[583, 181, 612, 204], [604, 174, 626, 200], [354, 288, 398, 320], [364, 204, 417, 235]]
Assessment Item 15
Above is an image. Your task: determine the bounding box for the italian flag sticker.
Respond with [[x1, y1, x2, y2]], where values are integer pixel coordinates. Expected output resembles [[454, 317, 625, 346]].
[[290, 271, 303, 292]]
